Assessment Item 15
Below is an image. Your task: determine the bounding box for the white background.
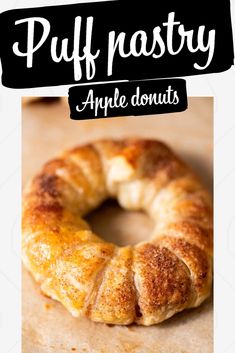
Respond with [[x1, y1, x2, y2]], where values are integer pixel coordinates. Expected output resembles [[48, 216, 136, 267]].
[[0, 1, 234, 352]]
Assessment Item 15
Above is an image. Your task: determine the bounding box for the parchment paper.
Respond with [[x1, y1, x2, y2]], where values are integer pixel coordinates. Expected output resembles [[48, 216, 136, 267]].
[[22, 97, 213, 353]]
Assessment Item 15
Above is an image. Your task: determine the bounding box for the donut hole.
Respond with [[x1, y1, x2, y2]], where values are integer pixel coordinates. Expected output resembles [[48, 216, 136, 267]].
[[85, 199, 155, 247]]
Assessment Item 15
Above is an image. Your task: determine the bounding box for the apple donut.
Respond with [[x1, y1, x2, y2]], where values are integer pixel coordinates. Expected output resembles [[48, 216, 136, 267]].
[[22, 139, 213, 325]]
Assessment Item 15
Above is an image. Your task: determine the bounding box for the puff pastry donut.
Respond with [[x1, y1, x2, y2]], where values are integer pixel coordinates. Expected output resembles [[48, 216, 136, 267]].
[[22, 139, 213, 326]]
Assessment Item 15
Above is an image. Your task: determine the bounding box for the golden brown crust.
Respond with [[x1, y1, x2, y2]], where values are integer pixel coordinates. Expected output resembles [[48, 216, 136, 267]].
[[88, 247, 136, 324], [133, 243, 192, 325], [155, 236, 212, 307], [22, 138, 213, 325]]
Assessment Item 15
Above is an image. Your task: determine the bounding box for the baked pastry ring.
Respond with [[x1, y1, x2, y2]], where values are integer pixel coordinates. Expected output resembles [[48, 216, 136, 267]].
[[22, 139, 213, 326]]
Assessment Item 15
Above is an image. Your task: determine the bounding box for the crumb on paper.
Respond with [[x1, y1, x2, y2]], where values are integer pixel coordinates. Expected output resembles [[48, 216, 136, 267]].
[[44, 303, 53, 311]]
